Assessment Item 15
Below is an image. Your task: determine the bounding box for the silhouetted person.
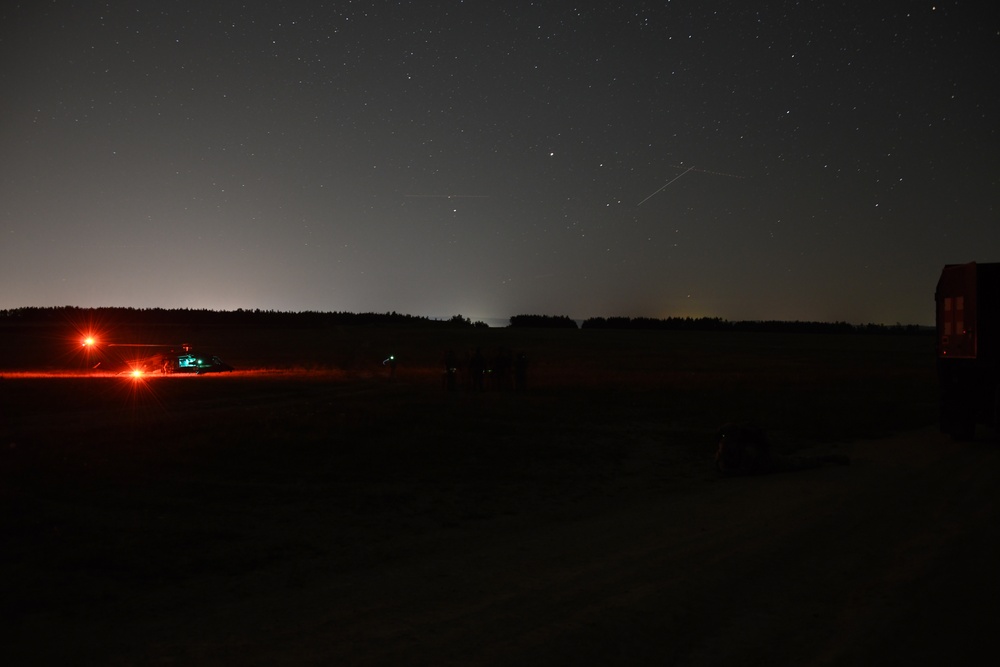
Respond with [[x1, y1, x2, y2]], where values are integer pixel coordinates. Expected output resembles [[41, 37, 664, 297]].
[[469, 347, 485, 391], [514, 351, 528, 392], [714, 424, 850, 476], [492, 347, 512, 391], [383, 354, 397, 378], [443, 349, 458, 391]]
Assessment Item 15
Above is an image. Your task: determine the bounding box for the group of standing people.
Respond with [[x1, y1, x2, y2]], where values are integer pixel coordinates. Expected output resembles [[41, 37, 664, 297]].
[[444, 347, 527, 392]]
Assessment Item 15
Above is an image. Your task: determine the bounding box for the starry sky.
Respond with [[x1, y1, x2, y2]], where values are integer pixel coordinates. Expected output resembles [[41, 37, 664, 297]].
[[1, 1, 997, 325]]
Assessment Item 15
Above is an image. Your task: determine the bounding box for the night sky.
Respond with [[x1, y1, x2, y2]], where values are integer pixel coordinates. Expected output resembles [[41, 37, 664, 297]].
[[2, 2, 997, 325]]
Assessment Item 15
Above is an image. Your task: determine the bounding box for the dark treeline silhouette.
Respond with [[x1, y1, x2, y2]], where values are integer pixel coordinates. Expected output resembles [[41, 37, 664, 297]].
[[446, 314, 490, 329], [508, 314, 579, 329], [1, 307, 926, 335], [582, 316, 927, 335], [0, 306, 486, 329]]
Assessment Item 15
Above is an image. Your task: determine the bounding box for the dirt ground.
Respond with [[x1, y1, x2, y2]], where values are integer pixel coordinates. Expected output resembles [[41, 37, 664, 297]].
[[3, 370, 998, 666]]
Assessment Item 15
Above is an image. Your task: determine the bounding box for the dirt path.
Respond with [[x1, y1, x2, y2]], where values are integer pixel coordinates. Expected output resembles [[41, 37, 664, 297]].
[[13, 426, 997, 666]]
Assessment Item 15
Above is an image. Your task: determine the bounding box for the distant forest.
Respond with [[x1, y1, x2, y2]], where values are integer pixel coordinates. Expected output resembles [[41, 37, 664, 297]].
[[0, 306, 487, 329], [580, 316, 928, 335], [0, 307, 929, 335]]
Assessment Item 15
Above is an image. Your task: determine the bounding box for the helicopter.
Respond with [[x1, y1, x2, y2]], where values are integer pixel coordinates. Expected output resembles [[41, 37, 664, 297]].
[[142, 345, 234, 375], [81, 339, 234, 375]]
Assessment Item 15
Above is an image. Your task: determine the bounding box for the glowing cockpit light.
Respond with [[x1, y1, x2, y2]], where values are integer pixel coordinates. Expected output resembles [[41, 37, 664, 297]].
[[83, 336, 96, 347]]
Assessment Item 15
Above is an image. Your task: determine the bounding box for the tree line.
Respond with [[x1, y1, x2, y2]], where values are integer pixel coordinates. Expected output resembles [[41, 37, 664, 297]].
[[0, 306, 486, 329], [0, 307, 928, 335], [507, 315, 928, 334], [580, 316, 928, 335]]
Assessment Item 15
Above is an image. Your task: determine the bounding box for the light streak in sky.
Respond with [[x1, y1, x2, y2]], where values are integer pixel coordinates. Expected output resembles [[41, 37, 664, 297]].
[[637, 164, 745, 206], [637, 167, 694, 206], [668, 165, 745, 180]]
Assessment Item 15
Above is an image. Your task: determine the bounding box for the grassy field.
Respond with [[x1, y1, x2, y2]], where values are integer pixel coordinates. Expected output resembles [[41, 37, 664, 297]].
[[2, 326, 940, 560], [3, 325, 938, 446], [1, 325, 941, 664]]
